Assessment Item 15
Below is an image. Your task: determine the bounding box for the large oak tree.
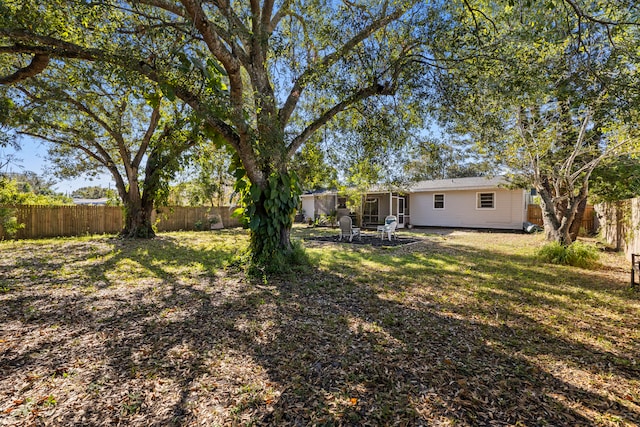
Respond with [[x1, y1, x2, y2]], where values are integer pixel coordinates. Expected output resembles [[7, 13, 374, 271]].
[[1, 61, 199, 237], [0, 0, 437, 266], [3, 0, 633, 259]]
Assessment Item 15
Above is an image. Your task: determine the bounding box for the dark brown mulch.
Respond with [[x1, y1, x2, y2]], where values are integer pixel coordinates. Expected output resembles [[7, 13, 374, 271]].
[[305, 234, 420, 246]]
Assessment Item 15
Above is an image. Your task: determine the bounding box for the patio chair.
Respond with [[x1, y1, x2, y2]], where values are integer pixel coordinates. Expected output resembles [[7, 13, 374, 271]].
[[338, 215, 361, 242], [377, 215, 398, 241]]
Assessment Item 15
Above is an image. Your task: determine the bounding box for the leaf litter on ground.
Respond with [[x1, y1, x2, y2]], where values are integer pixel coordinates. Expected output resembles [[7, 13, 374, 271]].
[[0, 228, 639, 426]]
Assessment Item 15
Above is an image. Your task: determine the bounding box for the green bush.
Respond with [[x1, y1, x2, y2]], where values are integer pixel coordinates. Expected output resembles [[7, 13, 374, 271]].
[[0, 210, 24, 239], [537, 241, 599, 269]]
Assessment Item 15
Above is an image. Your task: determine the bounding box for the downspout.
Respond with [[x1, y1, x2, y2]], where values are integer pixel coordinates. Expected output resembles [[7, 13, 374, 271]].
[[521, 190, 526, 229]]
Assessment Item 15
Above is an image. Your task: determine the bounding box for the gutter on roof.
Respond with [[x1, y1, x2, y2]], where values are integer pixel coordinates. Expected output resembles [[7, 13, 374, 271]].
[[409, 184, 505, 192]]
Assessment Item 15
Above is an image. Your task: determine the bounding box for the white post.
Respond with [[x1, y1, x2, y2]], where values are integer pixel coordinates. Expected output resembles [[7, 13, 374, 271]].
[[389, 192, 393, 217]]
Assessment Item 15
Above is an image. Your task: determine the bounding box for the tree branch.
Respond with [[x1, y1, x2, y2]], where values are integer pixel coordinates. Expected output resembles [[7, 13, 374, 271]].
[[133, 104, 162, 168], [559, 109, 591, 179], [461, 0, 498, 42], [279, 5, 408, 128], [261, 0, 275, 32], [179, 0, 251, 151], [137, 0, 187, 18], [269, 0, 293, 32], [18, 130, 113, 172], [563, 0, 639, 27], [286, 82, 395, 158], [0, 54, 50, 84], [0, 33, 242, 149]]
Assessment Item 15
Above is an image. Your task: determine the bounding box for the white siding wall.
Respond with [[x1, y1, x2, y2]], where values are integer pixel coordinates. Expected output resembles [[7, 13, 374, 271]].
[[315, 195, 336, 216], [409, 189, 525, 230], [301, 196, 315, 221]]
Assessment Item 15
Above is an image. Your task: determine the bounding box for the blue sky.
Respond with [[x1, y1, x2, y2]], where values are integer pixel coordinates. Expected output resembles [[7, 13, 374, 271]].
[[2, 136, 113, 194]]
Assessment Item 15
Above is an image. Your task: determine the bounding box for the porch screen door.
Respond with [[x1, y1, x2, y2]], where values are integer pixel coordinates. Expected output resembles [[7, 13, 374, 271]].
[[391, 195, 406, 227]]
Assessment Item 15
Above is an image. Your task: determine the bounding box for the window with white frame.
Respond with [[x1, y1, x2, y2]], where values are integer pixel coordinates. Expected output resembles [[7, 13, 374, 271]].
[[433, 194, 445, 209], [363, 198, 379, 224], [476, 192, 495, 209]]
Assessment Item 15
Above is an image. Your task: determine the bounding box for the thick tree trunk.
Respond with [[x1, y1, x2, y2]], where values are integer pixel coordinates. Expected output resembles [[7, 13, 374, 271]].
[[539, 188, 572, 245], [248, 201, 293, 255], [118, 147, 170, 239], [539, 190, 587, 246], [119, 168, 157, 238], [568, 197, 587, 242], [539, 194, 563, 242], [244, 170, 299, 268], [121, 197, 155, 238]]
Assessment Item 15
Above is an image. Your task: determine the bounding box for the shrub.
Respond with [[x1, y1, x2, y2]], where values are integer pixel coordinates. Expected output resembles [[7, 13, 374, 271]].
[[537, 241, 599, 269], [0, 206, 25, 239]]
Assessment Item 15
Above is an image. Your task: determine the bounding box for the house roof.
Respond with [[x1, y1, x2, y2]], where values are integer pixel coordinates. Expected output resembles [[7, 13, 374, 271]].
[[301, 176, 513, 196], [301, 190, 336, 197], [73, 198, 109, 205], [410, 176, 509, 192]]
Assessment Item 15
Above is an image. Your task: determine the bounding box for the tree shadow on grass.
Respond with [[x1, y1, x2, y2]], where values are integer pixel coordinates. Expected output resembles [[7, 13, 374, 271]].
[[1, 233, 639, 426], [241, 258, 640, 425]]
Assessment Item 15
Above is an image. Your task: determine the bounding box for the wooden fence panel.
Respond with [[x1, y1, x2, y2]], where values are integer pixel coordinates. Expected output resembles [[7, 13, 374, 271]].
[[154, 206, 240, 231], [527, 205, 543, 226], [527, 204, 596, 234], [0, 205, 241, 239], [595, 199, 640, 260], [582, 206, 595, 234], [1, 205, 124, 239]]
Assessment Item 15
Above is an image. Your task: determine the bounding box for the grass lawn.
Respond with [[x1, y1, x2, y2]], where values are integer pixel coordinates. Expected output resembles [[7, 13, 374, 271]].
[[1, 226, 639, 426]]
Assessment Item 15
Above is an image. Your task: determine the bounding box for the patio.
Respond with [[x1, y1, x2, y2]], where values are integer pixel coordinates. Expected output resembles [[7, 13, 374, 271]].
[[305, 233, 419, 247]]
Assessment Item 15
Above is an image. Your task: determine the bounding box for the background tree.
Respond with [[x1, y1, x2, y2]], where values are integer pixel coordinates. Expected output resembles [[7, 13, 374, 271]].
[[431, 0, 640, 244], [0, 61, 200, 237], [0, 175, 73, 238], [0, 176, 71, 205], [402, 136, 490, 182], [71, 186, 110, 199], [184, 143, 234, 208], [290, 137, 338, 192], [590, 156, 640, 204], [3, 171, 60, 196]]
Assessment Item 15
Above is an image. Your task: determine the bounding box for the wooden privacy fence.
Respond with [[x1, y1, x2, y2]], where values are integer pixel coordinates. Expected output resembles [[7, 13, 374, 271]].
[[153, 206, 240, 232], [0, 205, 241, 239], [527, 204, 596, 234], [595, 198, 640, 260]]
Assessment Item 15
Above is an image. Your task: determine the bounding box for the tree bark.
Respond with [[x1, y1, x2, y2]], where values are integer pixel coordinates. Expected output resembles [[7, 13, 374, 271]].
[[538, 184, 588, 246], [121, 196, 155, 238], [568, 197, 587, 241], [244, 169, 299, 266]]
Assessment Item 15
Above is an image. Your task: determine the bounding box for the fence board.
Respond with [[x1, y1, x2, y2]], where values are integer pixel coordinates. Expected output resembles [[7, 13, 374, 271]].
[[527, 204, 596, 234], [595, 199, 640, 260], [0, 205, 241, 239]]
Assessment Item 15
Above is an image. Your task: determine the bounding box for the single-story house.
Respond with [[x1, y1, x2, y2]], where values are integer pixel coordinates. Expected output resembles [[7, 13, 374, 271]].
[[300, 176, 532, 230], [409, 176, 530, 230], [73, 197, 109, 205]]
